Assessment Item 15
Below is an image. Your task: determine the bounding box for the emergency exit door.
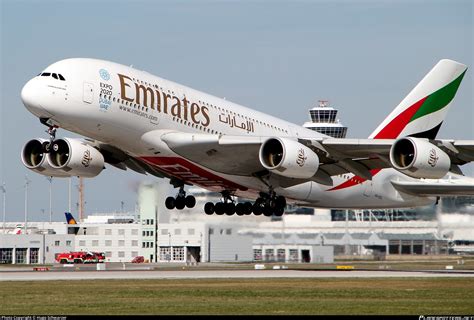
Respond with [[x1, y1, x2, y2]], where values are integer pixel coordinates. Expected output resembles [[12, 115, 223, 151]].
[[83, 82, 94, 104]]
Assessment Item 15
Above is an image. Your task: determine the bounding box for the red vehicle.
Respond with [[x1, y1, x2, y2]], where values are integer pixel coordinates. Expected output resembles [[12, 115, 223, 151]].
[[131, 256, 144, 263], [55, 251, 105, 264]]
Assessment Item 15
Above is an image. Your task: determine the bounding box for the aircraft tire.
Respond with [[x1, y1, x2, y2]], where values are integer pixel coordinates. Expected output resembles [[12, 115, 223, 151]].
[[225, 203, 236, 215], [204, 202, 214, 215], [243, 202, 253, 215], [215, 202, 225, 215], [235, 203, 245, 215], [165, 197, 175, 210], [185, 195, 196, 208], [175, 197, 186, 210]]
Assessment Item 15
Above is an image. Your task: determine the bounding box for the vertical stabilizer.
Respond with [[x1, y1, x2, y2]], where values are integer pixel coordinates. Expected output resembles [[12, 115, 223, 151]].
[[369, 59, 467, 139], [65, 212, 77, 224]]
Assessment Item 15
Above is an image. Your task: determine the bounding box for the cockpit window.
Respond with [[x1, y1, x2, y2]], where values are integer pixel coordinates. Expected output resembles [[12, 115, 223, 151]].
[[39, 72, 66, 81]]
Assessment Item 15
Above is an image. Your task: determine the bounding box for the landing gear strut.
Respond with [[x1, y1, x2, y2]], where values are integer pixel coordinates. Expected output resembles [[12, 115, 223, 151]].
[[40, 118, 58, 153], [165, 185, 196, 210]]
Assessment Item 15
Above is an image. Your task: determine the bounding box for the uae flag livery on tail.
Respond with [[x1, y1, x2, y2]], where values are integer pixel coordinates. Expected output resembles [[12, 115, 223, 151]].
[[369, 59, 467, 140], [328, 59, 467, 192]]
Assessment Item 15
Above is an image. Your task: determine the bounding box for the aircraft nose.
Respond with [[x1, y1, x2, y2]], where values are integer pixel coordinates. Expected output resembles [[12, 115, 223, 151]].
[[21, 78, 38, 110], [21, 78, 50, 117]]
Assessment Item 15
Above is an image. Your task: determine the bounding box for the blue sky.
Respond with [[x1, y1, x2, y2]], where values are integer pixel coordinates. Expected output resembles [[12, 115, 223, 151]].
[[1, 0, 472, 221]]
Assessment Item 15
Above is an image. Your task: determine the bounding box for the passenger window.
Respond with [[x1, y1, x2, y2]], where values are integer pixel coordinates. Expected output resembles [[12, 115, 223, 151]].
[[58, 74, 65, 81], [52, 73, 58, 79]]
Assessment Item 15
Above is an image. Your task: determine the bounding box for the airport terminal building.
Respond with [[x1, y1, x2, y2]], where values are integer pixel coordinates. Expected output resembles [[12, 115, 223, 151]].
[[1, 183, 472, 265]]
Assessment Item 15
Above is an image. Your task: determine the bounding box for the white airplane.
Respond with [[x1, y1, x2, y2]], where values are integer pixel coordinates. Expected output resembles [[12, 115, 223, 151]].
[[20, 58, 474, 216]]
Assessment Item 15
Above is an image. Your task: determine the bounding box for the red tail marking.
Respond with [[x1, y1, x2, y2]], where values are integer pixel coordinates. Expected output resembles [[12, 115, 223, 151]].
[[373, 97, 427, 139]]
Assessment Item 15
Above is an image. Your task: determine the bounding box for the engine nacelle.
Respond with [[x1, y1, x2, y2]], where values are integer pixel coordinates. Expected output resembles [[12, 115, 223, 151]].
[[21, 139, 70, 177], [47, 138, 105, 177], [259, 137, 319, 179], [390, 137, 451, 179]]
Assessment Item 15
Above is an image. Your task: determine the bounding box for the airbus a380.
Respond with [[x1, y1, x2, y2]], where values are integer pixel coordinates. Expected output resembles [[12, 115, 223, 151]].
[[20, 58, 474, 216]]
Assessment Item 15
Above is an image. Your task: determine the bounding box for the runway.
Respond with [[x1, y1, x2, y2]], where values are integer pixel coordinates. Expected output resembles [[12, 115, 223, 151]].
[[1, 269, 473, 281]]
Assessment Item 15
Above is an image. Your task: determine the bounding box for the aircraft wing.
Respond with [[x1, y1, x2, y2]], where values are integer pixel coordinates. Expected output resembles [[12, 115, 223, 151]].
[[313, 138, 474, 177], [391, 178, 474, 196], [157, 132, 266, 176], [86, 139, 173, 179], [89, 132, 474, 189], [155, 132, 474, 184]]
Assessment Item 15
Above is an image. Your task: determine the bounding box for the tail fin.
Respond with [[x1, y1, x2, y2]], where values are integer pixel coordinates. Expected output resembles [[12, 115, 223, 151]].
[[369, 59, 467, 140], [65, 212, 77, 224]]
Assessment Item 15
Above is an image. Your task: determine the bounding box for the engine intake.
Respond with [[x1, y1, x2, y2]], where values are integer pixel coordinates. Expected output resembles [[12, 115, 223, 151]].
[[390, 137, 450, 179], [47, 138, 105, 177], [259, 137, 319, 179], [21, 139, 69, 177]]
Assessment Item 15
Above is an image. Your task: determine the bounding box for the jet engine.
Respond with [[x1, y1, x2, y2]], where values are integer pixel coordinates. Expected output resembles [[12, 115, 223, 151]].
[[47, 138, 105, 177], [390, 137, 450, 179], [259, 137, 319, 179], [21, 138, 70, 177]]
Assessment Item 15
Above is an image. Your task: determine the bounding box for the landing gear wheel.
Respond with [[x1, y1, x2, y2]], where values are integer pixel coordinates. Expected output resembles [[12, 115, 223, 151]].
[[243, 202, 253, 215], [204, 202, 214, 215], [235, 203, 245, 216], [253, 199, 263, 215], [175, 197, 185, 210], [275, 206, 285, 216], [263, 205, 273, 217], [275, 196, 286, 209], [215, 202, 225, 215], [165, 197, 175, 210], [225, 203, 236, 215], [185, 195, 196, 208]]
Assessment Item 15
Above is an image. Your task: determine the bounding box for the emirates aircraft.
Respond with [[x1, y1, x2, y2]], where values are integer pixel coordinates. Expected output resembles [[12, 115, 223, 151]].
[[20, 58, 474, 216]]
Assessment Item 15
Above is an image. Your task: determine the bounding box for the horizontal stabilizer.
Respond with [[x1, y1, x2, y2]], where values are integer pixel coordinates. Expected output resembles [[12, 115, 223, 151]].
[[391, 179, 474, 196]]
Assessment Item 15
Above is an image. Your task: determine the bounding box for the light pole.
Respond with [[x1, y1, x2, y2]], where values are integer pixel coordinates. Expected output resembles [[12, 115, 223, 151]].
[[47, 176, 53, 223], [68, 177, 72, 213], [24, 176, 31, 234], [1, 183, 6, 234]]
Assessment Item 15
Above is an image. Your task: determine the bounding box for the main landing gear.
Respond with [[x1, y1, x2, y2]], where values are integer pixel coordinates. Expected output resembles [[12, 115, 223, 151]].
[[204, 191, 252, 216], [165, 186, 196, 210], [204, 191, 286, 217]]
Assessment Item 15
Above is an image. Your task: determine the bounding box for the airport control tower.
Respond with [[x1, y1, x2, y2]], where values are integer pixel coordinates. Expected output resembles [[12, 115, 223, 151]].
[[303, 100, 347, 138]]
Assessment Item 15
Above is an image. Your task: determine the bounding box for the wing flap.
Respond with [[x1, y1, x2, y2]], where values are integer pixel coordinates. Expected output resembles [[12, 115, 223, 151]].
[[160, 132, 265, 176]]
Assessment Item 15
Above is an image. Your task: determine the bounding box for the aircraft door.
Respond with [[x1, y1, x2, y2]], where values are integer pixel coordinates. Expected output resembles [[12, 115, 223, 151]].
[[83, 82, 94, 104]]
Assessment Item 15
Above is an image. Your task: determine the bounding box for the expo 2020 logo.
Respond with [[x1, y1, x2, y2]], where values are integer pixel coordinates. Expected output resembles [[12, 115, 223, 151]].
[[99, 69, 110, 81]]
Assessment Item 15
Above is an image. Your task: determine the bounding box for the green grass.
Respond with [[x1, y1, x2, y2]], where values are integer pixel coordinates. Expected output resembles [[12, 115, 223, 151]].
[[1, 278, 473, 315]]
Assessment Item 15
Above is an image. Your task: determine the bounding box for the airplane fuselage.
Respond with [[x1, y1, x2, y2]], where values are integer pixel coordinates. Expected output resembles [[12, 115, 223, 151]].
[[22, 58, 436, 209]]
